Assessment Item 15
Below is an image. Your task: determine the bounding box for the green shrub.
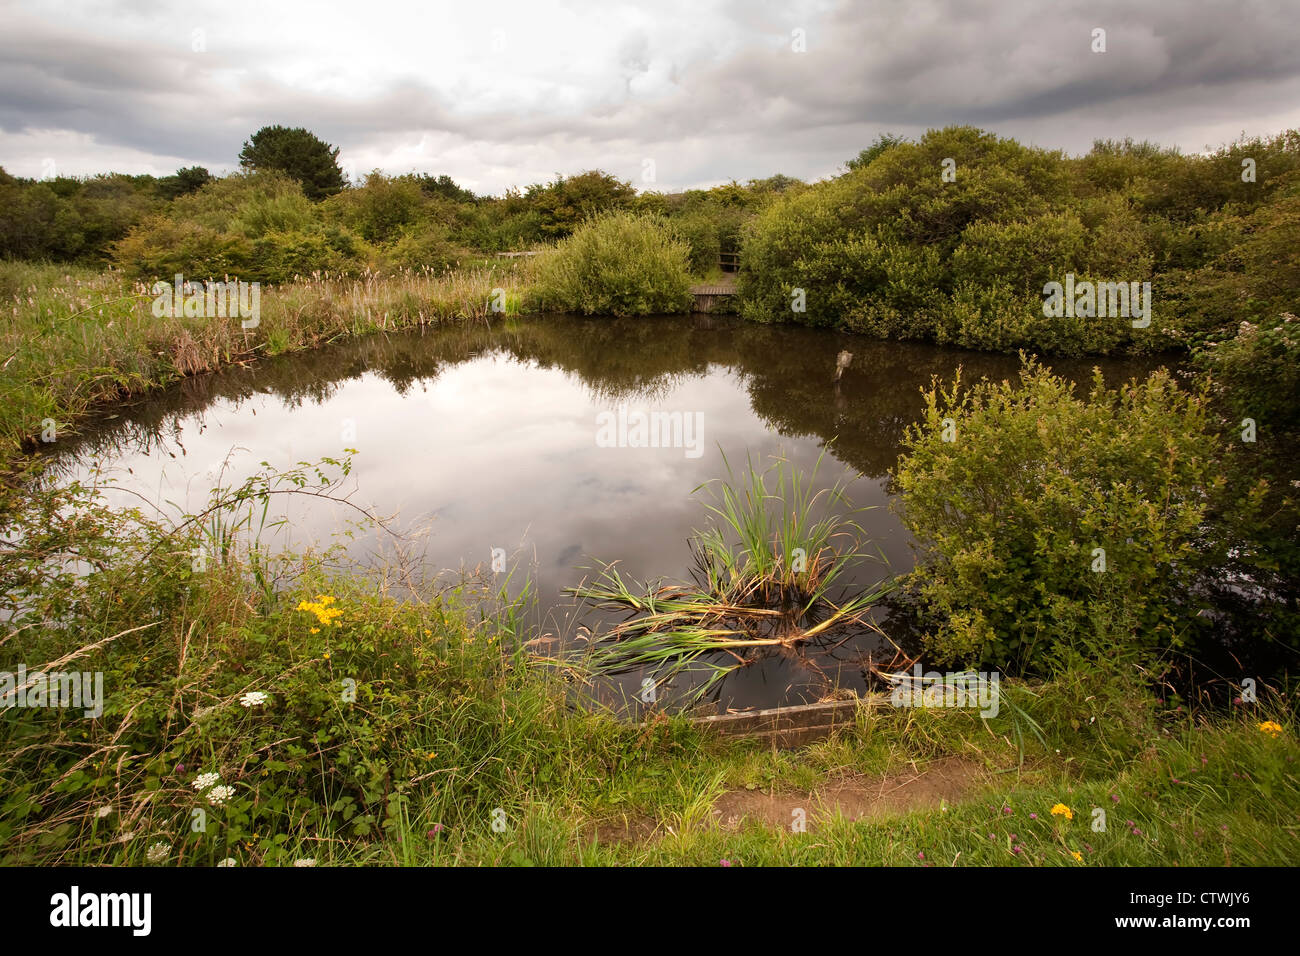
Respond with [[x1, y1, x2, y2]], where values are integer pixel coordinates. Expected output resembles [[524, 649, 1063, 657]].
[[1195, 313, 1300, 429], [532, 211, 693, 315], [527, 170, 636, 238], [0, 459, 591, 864], [736, 125, 1297, 355], [324, 173, 434, 244], [670, 211, 722, 274], [1189, 316, 1300, 650], [112, 215, 254, 280], [739, 126, 1088, 346], [249, 228, 364, 283], [938, 279, 1039, 351], [949, 212, 1087, 298], [892, 359, 1230, 672], [170, 170, 313, 235], [380, 225, 458, 274]]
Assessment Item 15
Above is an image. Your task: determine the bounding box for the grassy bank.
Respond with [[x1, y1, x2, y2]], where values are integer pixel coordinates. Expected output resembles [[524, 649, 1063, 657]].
[[0, 259, 532, 467], [1, 452, 1295, 866]]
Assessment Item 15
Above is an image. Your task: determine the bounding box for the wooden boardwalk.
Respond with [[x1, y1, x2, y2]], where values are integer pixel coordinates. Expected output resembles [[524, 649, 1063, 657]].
[[688, 277, 737, 295], [689, 273, 737, 313]]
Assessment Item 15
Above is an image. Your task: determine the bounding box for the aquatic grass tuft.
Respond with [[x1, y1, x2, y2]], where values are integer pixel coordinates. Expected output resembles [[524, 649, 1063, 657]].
[[568, 450, 895, 704]]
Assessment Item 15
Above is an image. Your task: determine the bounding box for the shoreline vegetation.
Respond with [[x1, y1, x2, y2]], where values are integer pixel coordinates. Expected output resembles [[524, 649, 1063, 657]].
[[1, 125, 1297, 866]]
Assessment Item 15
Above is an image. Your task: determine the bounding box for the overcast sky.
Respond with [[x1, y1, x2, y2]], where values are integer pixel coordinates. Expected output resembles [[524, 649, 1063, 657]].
[[2, 0, 1298, 194]]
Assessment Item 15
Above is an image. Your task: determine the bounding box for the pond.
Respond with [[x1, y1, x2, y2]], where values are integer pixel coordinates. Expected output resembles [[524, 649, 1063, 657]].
[[51, 314, 1174, 713]]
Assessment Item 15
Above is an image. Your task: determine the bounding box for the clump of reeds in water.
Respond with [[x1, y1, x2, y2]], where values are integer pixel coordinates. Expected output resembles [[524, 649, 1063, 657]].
[[566, 450, 893, 705]]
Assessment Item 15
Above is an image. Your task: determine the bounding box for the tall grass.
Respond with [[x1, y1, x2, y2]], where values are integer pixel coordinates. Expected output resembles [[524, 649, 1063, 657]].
[[0, 454, 684, 865], [0, 260, 531, 469]]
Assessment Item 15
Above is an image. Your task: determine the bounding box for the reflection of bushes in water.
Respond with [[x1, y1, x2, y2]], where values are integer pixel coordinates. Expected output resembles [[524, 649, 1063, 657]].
[[46, 324, 536, 472], [732, 329, 1174, 480], [496, 317, 714, 403], [0, 260, 531, 462], [50, 315, 1177, 489]]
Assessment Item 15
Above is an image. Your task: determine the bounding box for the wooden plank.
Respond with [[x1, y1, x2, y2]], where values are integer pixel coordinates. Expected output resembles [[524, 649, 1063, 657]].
[[691, 698, 876, 733], [636, 698, 885, 749]]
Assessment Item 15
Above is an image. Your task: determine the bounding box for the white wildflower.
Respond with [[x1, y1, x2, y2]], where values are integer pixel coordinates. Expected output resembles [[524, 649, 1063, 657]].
[[95, 805, 113, 818], [192, 771, 220, 792], [206, 784, 235, 806], [217, 858, 238, 867], [293, 858, 317, 867], [146, 841, 169, 863], [239, 691, 268, 708]]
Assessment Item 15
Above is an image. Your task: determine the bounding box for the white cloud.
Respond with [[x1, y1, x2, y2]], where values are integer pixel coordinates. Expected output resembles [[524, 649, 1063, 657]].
[[2, 0, 1298, 193]]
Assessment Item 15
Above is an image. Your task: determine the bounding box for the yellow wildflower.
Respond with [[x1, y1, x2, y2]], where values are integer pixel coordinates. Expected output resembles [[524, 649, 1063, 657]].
[[1259, 721, 1283, 737], [1071, 850, 1082, 862], [1050, 803, 1074, 821], [297, 596, 344, 628]]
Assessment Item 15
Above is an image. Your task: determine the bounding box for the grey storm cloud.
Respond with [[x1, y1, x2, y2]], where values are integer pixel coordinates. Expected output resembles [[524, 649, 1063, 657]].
[[1, 0, 1298, 190]]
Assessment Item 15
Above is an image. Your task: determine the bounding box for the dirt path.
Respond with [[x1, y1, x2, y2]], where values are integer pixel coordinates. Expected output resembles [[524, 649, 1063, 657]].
[[596, 756, 988, 843], [712, 756, 986, 831]]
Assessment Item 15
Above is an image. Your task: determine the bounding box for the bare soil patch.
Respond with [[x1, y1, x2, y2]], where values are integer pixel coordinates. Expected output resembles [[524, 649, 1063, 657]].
[[591, 756, 988, 843], [712, 756, 986, 831]]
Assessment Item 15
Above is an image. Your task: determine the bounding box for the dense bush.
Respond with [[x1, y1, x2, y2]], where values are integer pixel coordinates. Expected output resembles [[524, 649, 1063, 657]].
[[111, 171, 371, 283], [1163, 178, 1300, 340], [670, 210, 723, 274], [1190, 313, 1300, 650], [892, 359, 1235, 672], [0, 170, 163, 262], [740, 125, 1300, 355], [112, 215, 255, 280], [532, 212, 693, 315], [378, 226, 458, 274], [324, 172, 434, 244], [1195, 313, 1300, 427], [526, 170, 637, 238]]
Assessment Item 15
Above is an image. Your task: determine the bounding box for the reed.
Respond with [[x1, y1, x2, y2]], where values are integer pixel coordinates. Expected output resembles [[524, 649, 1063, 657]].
[[568, 450, 894, 703]]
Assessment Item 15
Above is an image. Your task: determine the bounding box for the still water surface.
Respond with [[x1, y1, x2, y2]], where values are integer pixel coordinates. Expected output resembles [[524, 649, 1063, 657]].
[[53, 314, 1173, 711]]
